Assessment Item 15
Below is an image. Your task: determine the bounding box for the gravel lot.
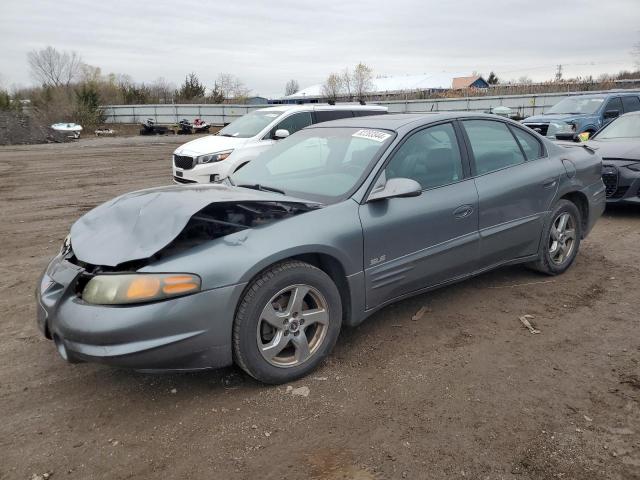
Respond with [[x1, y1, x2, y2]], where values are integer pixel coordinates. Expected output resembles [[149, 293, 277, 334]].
[[1, 136, 639, 480]]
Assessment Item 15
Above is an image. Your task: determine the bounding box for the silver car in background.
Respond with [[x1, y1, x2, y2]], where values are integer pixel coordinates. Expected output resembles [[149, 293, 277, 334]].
[[37, 113, 605, 384]]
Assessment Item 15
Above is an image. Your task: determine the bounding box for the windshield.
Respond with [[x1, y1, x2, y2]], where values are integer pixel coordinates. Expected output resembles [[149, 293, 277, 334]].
[[230, 127, 395, 203], [547, 97, 604, 115], [593, 114, 640, 140], [217, 110, 284, 138]]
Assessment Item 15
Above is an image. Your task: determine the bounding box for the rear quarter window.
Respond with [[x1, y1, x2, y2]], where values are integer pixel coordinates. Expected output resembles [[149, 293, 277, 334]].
[[509, 126, 544, 160], [314, 111, 354, 123], [352, 110, 387, 117]]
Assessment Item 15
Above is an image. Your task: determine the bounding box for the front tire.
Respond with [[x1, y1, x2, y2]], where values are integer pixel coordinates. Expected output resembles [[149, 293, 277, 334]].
[[529, 200, 582, 275], [233, 261, 342, 384]]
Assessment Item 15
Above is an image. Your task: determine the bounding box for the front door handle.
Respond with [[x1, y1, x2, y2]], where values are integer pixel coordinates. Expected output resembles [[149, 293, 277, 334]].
[[453, 204, 474, 219]]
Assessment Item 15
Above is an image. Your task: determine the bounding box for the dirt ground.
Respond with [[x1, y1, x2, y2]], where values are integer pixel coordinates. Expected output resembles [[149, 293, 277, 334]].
[[0, 136, 638, 480]]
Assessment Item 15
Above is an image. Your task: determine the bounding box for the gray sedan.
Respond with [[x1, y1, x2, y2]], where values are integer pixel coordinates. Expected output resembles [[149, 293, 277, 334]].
[[37, 113, 606, 384]]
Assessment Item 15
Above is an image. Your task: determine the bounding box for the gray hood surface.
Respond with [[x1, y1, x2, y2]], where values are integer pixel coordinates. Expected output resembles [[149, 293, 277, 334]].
[[587, 139, 640, 160], [70, 184, 315, 267]]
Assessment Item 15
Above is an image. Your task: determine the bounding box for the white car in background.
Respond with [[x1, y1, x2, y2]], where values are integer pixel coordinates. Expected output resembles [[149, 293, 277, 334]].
[[172, 104, 388, 184]]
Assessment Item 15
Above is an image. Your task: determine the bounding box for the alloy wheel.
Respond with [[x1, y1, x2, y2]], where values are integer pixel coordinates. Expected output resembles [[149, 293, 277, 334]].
[[549, 212, 576, 265], [256, 284, 329, 367]]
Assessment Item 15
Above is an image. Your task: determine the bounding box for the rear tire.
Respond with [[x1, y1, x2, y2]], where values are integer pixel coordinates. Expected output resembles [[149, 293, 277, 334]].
[[529, 200, 582, 275], [233, 261, 342, 384]]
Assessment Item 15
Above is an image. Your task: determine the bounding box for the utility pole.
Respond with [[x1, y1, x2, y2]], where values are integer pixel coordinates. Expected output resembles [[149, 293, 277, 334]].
[[555, 64, 563, 82]]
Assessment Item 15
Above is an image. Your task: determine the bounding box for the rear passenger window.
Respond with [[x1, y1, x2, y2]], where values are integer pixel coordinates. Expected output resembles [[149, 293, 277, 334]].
[[622, 96, 640, 113], [510, 126, 543, 160], [314, 110, 354, 123], [462, 120, 525, 175]]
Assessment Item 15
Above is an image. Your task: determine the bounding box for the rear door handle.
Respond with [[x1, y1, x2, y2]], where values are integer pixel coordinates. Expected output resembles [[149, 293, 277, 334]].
[[542, 177, 558, 189], [453, 204, 474, 219]]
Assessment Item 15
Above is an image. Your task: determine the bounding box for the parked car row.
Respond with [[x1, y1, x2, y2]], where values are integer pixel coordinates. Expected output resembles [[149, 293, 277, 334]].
[[38, 108, 607, 383]]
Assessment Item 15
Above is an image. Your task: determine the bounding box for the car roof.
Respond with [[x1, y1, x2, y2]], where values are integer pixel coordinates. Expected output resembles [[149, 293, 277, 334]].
[[306, 112, 503, 131], [570, 91, 640, 99], [256, 103, 387, 113]]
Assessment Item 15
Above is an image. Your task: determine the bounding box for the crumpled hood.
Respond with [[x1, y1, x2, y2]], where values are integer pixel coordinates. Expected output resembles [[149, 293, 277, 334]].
[[70, 184, 316, 267], [173, 134, 249, 156], [587, 139, 640, 160]]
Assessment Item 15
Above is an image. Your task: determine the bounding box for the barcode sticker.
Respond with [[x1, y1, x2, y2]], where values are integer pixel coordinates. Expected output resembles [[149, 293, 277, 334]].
[[352, 129, 391, 142]]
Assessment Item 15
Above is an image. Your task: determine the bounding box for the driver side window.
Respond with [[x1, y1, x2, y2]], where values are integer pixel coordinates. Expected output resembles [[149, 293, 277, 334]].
[[604, 97, 622, 115], [385, 123, 463, 190], [269, 112, 313, 139]]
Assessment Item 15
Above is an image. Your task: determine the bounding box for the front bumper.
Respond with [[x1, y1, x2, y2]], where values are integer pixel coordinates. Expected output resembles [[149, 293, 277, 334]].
[[37, 255, 246, 371], [602, 163, 640, 205], [173, 162, 223, 184]]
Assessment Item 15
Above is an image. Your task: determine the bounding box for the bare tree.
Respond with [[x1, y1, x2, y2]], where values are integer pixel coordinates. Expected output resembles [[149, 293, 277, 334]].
[[80, 64, 102, 83], [27, 46, 82, 87], [212, 73, 250, 103], [149, 77, 175, 103], [285, 79, 299, 96], [322, 73, 343, 103], [352, 62, 373, 101], [341, 68, 352, 100], [517, 75, 533, 85]]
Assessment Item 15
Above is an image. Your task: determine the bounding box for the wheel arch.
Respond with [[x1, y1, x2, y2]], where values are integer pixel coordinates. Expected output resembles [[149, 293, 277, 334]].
[[559, 190, 589, 237], [236, 250, 355, 327]]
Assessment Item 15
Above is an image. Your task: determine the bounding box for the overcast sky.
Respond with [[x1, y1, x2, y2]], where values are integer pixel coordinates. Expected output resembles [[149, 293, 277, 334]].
[[1, 0, 638, 96]]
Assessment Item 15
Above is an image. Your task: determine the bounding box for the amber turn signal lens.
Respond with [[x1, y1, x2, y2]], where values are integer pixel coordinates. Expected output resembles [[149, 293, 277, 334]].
[[162, 275, 200, 295], [126, 276, 161, 300]]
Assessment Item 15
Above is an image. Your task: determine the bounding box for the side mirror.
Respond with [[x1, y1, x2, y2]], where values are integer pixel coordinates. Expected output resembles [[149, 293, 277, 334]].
[[274, 129, 290, 140], [603, 109, 619, 119], [367, 177, 422, 202]]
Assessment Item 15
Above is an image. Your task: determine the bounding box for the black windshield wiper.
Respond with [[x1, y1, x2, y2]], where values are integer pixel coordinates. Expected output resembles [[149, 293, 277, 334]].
[[237, 183, 286, 195]]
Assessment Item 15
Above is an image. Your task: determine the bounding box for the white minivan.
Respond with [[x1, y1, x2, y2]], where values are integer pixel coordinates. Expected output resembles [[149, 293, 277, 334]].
[[172, 104, 388, 184]]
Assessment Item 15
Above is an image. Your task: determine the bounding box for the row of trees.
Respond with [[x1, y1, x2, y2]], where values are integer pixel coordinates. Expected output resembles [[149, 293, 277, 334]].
[[321, 63, 374, 103], [1, 46, 259, 127]]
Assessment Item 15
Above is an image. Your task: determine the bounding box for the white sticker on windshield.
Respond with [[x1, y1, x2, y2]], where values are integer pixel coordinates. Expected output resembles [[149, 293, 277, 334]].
[[352, 129, 391, 142]]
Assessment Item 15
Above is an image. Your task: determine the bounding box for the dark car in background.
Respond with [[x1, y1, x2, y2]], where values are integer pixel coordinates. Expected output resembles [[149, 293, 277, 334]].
[[522, 92, 640, 139], [586, 111, 640, 204], [37, 113, 605, 384]]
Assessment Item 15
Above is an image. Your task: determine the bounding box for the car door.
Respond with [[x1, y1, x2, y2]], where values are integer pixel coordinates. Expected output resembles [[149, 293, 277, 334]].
[[460, 119, 561, 269], [359, 122, 480, 310]]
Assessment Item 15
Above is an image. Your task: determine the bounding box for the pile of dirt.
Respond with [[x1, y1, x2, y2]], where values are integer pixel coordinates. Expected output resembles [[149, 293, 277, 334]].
[[0, 111, 70, 146]]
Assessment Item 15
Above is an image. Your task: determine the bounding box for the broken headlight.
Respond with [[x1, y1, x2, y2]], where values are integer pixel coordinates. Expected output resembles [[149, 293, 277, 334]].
[[196, 150, 233, 164], [547, 121, 574, 137], [60, 234, 72, 255], [82, 273, 201, 305]]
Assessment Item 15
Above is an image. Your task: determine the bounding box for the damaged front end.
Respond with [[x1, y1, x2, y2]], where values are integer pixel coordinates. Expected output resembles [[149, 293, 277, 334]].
[[68, 184, 321, 270]]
